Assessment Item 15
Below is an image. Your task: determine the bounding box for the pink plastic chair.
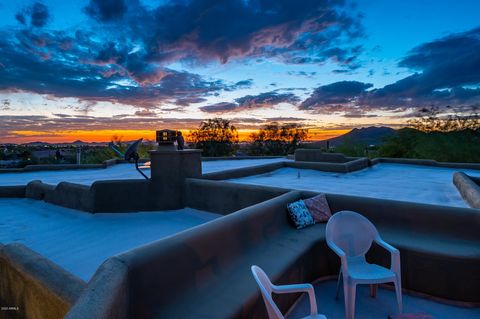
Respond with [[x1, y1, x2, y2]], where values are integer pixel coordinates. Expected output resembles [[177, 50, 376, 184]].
[[251, 265, 327, 319], [325, 211, 402, 319]]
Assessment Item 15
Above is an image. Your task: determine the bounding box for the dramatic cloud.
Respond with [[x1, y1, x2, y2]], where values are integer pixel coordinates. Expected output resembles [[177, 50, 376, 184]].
[[0, 29, 235, 108], [300, 27, 480, 116], [84, 0, 363, 66], [200, 91, 300, 113], [1, 0, 364, 115], [362, 27, 480, 109], [16, 2, 50, 27]]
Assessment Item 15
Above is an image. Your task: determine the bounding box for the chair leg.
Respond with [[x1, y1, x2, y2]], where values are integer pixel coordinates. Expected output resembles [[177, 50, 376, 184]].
[[343, 281, 356, 319], [394, 278, 403, 314], [335, 268, 342, 300]]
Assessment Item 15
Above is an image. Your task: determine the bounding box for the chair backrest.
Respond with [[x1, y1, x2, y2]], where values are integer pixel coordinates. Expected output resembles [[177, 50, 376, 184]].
[[325, 210, 378, 257], [251, 265, 284, 319]]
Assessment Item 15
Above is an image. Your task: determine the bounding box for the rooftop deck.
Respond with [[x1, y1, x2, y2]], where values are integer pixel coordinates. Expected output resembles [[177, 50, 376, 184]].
[[229, 163, 480, 207], [0, 158, 288, 186], [0, 198, 219, 280], [0, 156, 479, 319]]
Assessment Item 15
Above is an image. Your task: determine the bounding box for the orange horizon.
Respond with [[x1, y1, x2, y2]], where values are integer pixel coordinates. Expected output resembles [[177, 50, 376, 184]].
[[4, 128, 351, 144]]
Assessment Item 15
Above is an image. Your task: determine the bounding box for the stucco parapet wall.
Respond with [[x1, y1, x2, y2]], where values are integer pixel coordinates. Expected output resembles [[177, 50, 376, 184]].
[[89, 179, 155, 212], [453, 172, 480, 209], [185, 178, 289, 214], [23, 177, 191, 213], [0, 243, 86, 319], [373, 157, 480, 170], [23, 179, 156, 213], [202, 161, 286, 180], [294, 149, 350, 163], [65, 257, 129, 319], [287, 157, 369, 173], [25, 180, 93, 212], [0, 185, 26, 198], [0, 159, 120, 174]]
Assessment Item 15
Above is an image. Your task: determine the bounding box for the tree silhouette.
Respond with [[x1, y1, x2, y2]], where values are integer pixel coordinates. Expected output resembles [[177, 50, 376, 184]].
[[248, 122, 308, 155], [188, 118, 239, 156]]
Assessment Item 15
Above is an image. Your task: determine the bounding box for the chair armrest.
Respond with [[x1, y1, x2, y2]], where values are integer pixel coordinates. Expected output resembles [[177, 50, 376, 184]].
[[272, 283, 318, 316], [375, 237, 398, 253], [375, 236, 401, 273], [327, 240, 348, 273]]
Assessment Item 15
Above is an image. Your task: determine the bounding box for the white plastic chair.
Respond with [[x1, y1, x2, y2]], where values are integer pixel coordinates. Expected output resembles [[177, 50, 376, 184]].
[[325, 211, 402, 319], [251, 265, 327, 319]]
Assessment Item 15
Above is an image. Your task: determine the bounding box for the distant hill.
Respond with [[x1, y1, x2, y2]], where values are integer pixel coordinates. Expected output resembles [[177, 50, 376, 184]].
[[72, 140, 89, 146], [307, 126, 396, 148]]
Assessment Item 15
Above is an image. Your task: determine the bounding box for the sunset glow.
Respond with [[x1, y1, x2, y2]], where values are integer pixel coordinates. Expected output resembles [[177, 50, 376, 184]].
[[8, 128, 351, 144]]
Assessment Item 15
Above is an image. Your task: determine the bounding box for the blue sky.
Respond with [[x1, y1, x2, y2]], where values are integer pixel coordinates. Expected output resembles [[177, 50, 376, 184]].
[[0, 0, 479, 142]]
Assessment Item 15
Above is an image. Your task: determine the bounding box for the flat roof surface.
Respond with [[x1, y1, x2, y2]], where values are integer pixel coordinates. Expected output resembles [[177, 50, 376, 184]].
[[229, 163, 480, 207], [0, 158, 287, 186], [0, 199, 220, 281], [287, 279, 480, 319]]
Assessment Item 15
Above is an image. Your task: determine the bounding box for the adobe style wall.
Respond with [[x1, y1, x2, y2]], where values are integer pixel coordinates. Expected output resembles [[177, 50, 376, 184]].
[[294, 149, 349, 163], [65, 181, 480, 319], [0, 243, 85, 319], [0, 186, 26, 198], [453, 172, 480, 208], [202, 161, 286, 180], [184, 178, 289, 214]]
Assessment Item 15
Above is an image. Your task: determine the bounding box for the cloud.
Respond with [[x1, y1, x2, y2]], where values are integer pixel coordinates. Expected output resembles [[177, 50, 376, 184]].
[[300, 27, 480, 116], [264, 117, 308, 122], [0, 115, 205, 137], [287, 71, 317, 78], [0, 114, 287, 140], [362, 27, 480, 109], [16, 2, 50, 28], [200, 91, 300, 113], [236, 91, 301, 108], [85, 0, 363, 66], [0, 30, 232, 108], [134, 109, 157, 117], [174, 97, 208, 107], [231, 79, 254, 90], [84, 0, 128, 22], [3, 0, 364, 112], [300, 81, 373, 110], [1, 99, 11, 111], [199, 102, 239, 113]]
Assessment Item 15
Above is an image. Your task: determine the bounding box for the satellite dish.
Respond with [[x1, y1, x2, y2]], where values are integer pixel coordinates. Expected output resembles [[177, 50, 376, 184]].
[[124, 138, 143, 161], [108, 138, 149, 180]]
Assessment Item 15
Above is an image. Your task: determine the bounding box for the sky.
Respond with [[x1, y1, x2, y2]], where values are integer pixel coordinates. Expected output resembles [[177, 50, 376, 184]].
[[0, 0, 479, 143]]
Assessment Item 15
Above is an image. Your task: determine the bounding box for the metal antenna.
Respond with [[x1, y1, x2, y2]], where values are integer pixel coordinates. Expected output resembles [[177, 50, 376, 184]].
[[109, 139, 149, 180]]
